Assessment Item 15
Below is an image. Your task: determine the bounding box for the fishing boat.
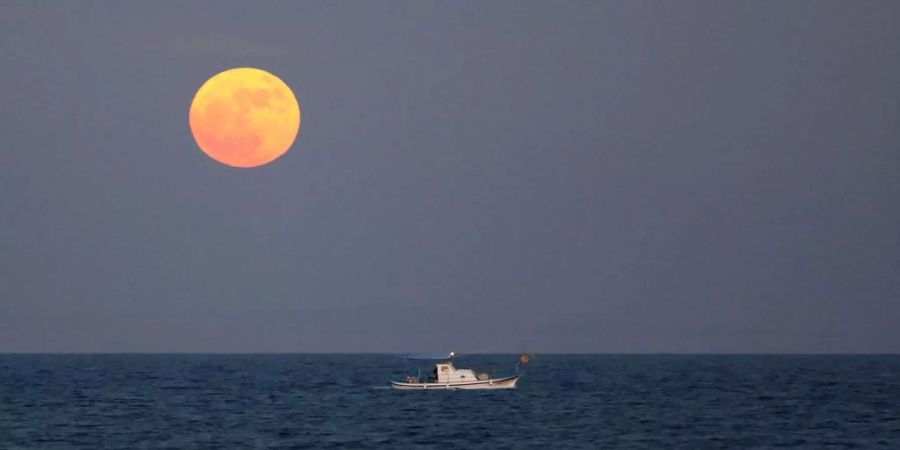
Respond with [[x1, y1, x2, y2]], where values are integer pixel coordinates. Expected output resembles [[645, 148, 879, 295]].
[[389, 352, 529, 390]]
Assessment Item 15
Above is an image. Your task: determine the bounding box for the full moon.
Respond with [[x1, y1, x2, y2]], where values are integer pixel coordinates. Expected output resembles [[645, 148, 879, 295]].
[[189, 67, 301, 168]]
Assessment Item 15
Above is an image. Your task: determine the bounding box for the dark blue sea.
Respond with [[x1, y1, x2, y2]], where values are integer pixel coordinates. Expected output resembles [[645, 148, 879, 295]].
[[2, 354, 899, 449]]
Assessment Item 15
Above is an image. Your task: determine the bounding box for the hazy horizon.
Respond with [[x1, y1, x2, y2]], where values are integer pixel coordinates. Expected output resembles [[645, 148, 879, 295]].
[[3, 352, 900, 356]]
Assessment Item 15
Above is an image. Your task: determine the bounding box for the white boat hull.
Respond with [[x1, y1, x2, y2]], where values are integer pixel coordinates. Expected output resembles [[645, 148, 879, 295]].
[[390, 375, 519, 390]]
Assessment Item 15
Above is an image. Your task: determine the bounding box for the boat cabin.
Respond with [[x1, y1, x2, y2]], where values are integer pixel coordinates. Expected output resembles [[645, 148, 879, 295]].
[[433, 362, 482, 383]]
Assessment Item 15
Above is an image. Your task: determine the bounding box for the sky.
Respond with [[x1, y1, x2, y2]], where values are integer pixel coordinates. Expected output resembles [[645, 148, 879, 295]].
[[1, 1, 898, 353]]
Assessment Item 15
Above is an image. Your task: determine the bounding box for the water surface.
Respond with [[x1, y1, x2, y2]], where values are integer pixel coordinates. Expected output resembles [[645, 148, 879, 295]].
[[1, 354, 898, 448]]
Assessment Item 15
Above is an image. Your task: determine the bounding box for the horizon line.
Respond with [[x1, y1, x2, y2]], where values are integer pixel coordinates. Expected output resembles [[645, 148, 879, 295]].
[[2, 351, 898, 356]]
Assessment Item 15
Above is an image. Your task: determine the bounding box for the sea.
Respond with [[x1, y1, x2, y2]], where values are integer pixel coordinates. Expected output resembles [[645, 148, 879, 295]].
[[1, 354, 898, 449]]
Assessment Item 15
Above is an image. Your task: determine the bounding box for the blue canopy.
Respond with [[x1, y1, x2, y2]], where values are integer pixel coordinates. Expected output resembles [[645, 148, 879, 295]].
[[398, 352, 454, 360]]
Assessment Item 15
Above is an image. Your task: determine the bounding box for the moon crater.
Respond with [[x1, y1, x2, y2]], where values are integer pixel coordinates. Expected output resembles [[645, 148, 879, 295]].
[[189, 67, 301, 168]]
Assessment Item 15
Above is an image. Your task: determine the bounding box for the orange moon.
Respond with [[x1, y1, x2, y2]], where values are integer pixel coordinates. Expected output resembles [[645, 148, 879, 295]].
[[189, 67, 301, 168]]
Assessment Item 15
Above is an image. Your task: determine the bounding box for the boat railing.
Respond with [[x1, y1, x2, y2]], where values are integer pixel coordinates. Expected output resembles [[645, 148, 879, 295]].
[[492, 370, 518, 379], [391, 368, 433, 384]]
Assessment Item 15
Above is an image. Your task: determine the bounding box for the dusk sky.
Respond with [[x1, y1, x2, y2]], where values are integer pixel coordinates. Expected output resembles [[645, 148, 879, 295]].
[[2, 1, 898, 353]]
